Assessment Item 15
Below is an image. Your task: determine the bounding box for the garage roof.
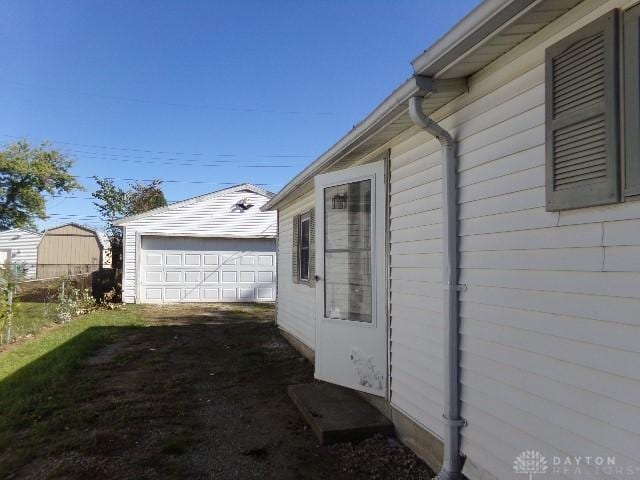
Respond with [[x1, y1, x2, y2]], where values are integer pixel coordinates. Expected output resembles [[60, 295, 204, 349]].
[[114, 183, 273, 226]]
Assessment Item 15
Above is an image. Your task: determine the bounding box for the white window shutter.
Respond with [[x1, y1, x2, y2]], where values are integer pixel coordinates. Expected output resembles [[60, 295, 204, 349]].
[[545, 10, 620, 211]]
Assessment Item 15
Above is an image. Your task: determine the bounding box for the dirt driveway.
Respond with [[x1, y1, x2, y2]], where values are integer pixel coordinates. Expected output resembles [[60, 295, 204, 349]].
[[5, 304, 433, 479]]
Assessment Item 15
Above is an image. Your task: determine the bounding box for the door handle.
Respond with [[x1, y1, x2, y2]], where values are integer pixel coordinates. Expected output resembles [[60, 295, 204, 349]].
[[314, 275, 321, 282]]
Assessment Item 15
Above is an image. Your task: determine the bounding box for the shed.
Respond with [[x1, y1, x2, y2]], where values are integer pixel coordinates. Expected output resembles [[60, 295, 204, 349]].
[[0, 228, 43, 279], [37, 223, 107, 279], [262, 1, 640, 479], [114, 183, 277, 304]]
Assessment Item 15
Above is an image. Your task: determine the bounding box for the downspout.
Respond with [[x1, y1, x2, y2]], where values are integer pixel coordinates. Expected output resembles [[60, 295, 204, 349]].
[[409, 92, 464, 480]]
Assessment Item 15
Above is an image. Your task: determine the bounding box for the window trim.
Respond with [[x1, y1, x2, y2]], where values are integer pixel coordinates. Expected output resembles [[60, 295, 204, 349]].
[[624, 3, 640, 197], [298, 211, 311, 283]]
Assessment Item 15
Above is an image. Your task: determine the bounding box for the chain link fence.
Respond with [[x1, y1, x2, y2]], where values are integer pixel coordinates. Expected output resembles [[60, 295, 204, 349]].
[[1, 264, 120, 347]]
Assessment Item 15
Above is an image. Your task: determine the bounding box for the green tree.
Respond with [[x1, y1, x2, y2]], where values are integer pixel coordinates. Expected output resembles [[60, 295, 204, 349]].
[[0, 141, 82, 230], [92, 177, 167, 268]]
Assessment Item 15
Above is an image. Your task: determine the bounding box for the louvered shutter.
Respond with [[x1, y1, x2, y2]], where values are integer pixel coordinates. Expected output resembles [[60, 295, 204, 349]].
[[292, 214, 300, 284], [308, 208, 316, 286], [545, 10, 620, 211], [624, 4, 640, 196]]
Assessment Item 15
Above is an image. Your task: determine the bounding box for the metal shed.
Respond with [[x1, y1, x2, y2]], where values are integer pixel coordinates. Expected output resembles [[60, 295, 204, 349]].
[[0, 228, 43, 279]]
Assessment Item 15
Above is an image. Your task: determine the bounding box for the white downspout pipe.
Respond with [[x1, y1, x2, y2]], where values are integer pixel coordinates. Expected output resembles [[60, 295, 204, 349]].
[[409, 93, 464, 480]]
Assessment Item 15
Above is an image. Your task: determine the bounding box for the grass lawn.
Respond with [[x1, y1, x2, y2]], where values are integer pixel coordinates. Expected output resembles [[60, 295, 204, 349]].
[[0, 305, 145, 477], [5, 302, 55, 341]]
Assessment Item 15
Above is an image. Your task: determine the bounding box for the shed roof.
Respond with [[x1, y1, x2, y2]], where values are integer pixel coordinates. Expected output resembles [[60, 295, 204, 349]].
[[262, 0, 582, 211], [43, 223, 107, 248]]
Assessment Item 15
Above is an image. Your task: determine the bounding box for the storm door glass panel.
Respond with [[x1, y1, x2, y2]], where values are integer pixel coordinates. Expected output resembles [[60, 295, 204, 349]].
[[324, 179, 372, 323]]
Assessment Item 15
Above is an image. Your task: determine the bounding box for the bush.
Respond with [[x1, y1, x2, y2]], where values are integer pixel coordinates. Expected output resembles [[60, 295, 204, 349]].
[[55, 282, 97, 324]]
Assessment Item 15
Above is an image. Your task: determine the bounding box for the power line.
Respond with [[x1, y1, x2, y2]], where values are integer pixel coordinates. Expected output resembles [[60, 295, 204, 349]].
[[1, 134, 316, 164], [0, 78, 335, 116]]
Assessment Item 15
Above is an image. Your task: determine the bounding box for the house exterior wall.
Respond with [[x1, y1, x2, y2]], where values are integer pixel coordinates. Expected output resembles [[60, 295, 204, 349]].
[[274, 1, 640, 478], [275, 191, 316, 348], [120, 189, 277, 303], [0, 229, 42, 279], [37, 225, 103, 279]]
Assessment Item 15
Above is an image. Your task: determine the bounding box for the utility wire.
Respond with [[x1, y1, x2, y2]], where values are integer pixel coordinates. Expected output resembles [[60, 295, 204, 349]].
[[0, 133, 316, 159], [0, 78, 335, 116]]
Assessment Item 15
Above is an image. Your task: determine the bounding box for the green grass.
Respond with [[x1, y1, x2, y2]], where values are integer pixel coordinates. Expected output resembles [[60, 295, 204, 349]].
[[0, 306, 145, 476], [0, 305, 145, 381], [6, 302, 55, 340]]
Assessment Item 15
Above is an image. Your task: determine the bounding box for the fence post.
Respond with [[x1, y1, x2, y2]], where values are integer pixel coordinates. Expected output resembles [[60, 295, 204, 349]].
[[6, 286, 12, 344]]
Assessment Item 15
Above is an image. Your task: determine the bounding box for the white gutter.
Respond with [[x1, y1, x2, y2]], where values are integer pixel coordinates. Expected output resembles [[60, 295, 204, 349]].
[[411, 0, 537, 75], [409, 85, 464, 480]]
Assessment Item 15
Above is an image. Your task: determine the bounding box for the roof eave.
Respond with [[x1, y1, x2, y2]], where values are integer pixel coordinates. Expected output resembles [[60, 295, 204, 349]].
[[261, 77, 422, 211], [410, 0, 538, 75]]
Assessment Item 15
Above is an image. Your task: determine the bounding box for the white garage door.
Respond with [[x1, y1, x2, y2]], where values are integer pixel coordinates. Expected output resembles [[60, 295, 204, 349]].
[[139, 236, 276, 304]]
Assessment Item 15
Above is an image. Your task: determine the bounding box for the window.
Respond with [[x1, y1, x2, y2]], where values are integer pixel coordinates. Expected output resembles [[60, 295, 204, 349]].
[[299, 214, 311, 281], [292, 209, 315, 285], [625, 4, 640, 196], [545, 10, 620, 211]]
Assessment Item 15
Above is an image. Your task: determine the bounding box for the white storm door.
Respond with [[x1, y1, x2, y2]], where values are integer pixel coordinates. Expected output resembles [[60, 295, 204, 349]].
[[314, 160, 387, 397]]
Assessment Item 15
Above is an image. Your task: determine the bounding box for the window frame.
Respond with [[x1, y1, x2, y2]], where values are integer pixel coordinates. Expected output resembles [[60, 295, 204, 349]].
[[624, 3, 640, 197]]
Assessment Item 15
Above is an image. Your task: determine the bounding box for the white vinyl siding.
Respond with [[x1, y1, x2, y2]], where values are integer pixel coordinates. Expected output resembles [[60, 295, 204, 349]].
[[120, 189, 277, 303], [276, 192, 316, 349], [272, 2, 640, 479], [449, 4, 640, 477], [0, 229, 42, 280], [389, 132, 444, 438]]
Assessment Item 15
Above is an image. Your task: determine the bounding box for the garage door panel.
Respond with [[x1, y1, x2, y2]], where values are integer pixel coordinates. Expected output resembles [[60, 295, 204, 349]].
[[145, 271, 163, 283], [241, 255, 255, 265], [165, 271, 182, 283], [203, 255, 219, 265], [222, 288, 237, 300], [140, 236, 276, 303], [146, 288, 163, 300], [204, 271, 219, 283], [184, 287, 200, 300], [258, 255, 273, 266], [165, 254, 182, 266], [258, 271, 273, 283], [184, 254, 201, 266], [222, 271, 237, 283], [164, 288, 181, 301], [239, 288, 255, 300], [203, 288, 219, 300], [145, 253, 163, 266], [258, 288, 274, 300], [222, 255, 237, 265], [239, 271, 255, 282], [184, 271, 201, 283]]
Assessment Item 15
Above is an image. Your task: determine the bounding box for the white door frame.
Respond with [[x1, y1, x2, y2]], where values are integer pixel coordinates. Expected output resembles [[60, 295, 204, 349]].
[[313, 160, 388, 398]]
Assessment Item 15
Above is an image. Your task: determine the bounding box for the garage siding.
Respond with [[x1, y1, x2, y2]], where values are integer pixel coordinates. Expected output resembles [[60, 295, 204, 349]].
[[120, 187, 277, 303]]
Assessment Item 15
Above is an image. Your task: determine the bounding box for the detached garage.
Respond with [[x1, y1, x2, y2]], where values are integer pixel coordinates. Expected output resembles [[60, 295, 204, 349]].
[[114, 184, 277, 304]]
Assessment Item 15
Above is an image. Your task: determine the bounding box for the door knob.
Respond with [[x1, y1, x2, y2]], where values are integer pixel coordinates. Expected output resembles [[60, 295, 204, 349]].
[[314, 275, 321, 282]]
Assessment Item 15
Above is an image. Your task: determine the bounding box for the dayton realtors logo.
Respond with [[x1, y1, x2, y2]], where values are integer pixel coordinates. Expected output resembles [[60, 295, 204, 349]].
[[513, 451, 549, 479]]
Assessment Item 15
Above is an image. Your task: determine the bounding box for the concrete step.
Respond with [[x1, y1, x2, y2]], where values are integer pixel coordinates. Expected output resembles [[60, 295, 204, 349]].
[[288, 381, 394, 445]]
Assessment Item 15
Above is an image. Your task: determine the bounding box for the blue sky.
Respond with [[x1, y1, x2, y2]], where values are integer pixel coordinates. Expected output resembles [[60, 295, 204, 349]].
[[0, 0, 480, 231]]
